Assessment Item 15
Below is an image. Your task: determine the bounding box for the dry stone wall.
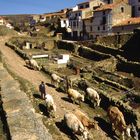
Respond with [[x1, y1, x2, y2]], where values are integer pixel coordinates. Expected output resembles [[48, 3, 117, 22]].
[[0, 63, 52, 140]]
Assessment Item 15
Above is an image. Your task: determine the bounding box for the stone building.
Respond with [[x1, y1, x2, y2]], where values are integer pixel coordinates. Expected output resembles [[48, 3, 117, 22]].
[[113, 17, 140, 34], [0, 16, 6, 25], [68, 1, 90, 40], [92, 1, 131, 38]]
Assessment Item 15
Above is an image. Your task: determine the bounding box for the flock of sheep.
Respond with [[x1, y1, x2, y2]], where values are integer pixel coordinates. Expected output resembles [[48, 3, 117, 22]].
[[45, 73, 133, 140], [25, 59, 135, 140]]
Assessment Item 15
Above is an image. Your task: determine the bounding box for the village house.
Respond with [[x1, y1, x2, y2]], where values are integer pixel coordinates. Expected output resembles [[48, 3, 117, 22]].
[[32, 14, 41, 23], [68, 1, 90, 40], [43, 9, 69, 20], [113, 17, 140, 34], [92, 1, 131, 38], [0, 16, 6, 25]]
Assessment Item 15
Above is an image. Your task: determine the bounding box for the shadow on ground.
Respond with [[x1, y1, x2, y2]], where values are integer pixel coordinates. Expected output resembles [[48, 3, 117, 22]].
[[94, 116, 118, 140], [33, 93, 42, 99], [46, 82, 54, 88], [55, 120, 79, 140], [38, 103, 49, 117]]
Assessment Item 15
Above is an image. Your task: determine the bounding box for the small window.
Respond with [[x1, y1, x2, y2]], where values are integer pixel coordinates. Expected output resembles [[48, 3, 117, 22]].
[[85, 4, 89, 8], [139, 0, 140, 2], [108, 0, 111, 4], [103, 11, 105, 15], [90, 19, 92, 23], [98, 26, 100, 30], [122, 26, 124, 30], [103, 26, 105, 30], [138, 7, 140, 11], [80, 5, 83, 9], [90, 26, 92, 31], [121, 7, 124, 13]]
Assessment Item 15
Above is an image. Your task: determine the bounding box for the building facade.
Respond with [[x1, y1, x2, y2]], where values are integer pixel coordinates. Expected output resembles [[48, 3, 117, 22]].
[[113, 17, 140, 34], [92, 2, 131, 38], [68, 1, 90, 39]]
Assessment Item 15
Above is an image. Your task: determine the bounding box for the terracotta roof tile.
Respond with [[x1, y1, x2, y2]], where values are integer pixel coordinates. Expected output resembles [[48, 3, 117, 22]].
[[113, 17, 140, 27], [94, 3, 118, 11]]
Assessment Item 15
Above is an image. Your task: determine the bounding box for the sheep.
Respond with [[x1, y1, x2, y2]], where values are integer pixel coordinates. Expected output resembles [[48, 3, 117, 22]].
[[25, 59, 40, 71], [68, 88, 84, 105], [86, 87, 101, 107], [64, 112, 89, 140], [45, 94, 56, 118], [51, 73, 64, 88], [73, 109, 99, 130], [108, 106, 132, 140]]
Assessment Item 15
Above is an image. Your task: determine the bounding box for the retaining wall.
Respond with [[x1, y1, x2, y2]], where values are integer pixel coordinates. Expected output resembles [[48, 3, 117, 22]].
[[0, 63, 52, 140]]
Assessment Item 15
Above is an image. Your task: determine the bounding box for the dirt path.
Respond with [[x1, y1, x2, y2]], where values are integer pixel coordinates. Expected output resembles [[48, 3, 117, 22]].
[[0, 36, 112, 140]]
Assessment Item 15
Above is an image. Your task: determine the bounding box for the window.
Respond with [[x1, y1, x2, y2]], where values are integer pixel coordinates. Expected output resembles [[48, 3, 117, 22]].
[[79, 13, 81, 16], [80, 5, 83, 9], [102, 17, 106, 24], [63, 20, 66, 24], [98, 26, 100, 30], [90, 19, 92, 23], [121, 7, 124, 13], [73, 21, 76, 27], [108, 0, 111, 4], [85, 4, 89, 8], [139, 0, 140, 2], [138, 7, 140, 11], [122, 26, 124, 30], [90, 26, 92, 31], [103, 11, 105, 15]]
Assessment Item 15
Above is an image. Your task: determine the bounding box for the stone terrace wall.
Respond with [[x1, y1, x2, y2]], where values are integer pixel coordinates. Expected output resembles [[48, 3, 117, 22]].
[[0, 63, 52, 140], [96, 34, 133, 48]]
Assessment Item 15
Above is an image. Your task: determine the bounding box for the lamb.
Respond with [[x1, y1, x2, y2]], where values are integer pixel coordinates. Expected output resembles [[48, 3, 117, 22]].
[[108, 106, 131, 140], [86, 87, 101, 107], [64, 112, 89, 140], [68, 88, 84, 105], [73, 109, 99, 130], [25, 59, 40, 71], [45, 94, 56, 118], [51, 73, 64, 88]]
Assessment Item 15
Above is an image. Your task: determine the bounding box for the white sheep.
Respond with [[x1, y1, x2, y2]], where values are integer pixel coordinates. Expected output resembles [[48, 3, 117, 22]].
[[25, 59, 40, 71], [68, 88, 84, 105], [45, 94, 56, 118], [86, 87, 101, 107], [51, 73, 64, 88], [64, 112, 89, 140]]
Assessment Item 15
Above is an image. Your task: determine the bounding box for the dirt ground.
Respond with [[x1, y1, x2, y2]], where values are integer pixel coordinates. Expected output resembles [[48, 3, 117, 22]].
[[0, 36, 135, 140]]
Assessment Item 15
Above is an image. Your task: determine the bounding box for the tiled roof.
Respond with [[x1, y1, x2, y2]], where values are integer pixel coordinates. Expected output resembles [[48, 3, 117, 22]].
[[94, 3, 118, 12], [0, 16, 4, 20], [113, 17, 140, 27]]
